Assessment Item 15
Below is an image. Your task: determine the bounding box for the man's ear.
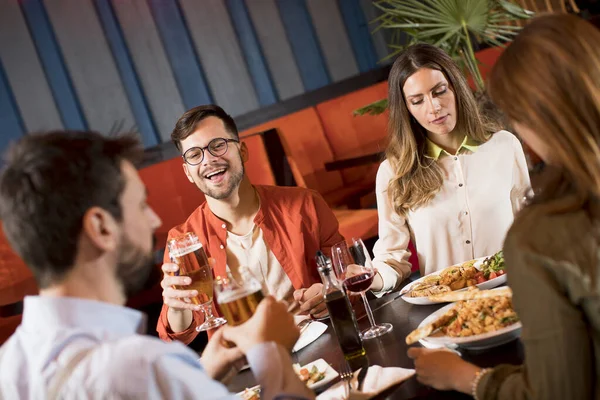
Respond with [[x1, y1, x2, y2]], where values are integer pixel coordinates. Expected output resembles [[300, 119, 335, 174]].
[[82, 207, 119, 252], [183, 163, 195, 184], [240, 141, 249, 163]]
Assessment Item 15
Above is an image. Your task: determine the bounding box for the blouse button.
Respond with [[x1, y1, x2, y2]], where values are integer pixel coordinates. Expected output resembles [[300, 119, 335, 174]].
[[221, 224, 226, 229], [458, 183, 464, 187], [466, 240, 471, 244], [454, 157, 458, 161], [219, 244, 225, 250], [464, 211, 469, 215]]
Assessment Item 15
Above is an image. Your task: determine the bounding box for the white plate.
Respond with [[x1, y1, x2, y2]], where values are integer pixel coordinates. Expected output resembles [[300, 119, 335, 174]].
[[401, 256, 507, 305], [292, 321, 328, 352], [236, 385, 260, 399], [236, 359, 338, 397], [417, 291, 522, 350], [299, 358, 339, 390]]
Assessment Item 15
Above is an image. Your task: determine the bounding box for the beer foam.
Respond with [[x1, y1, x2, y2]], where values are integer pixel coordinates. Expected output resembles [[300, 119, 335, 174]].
[[169, 242, 203, 258], [217, 288, 259, 303]]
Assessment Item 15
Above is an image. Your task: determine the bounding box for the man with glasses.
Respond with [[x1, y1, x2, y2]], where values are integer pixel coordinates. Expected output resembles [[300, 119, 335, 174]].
[[157, 105, 344, 345], [0, 131, 312, 399]]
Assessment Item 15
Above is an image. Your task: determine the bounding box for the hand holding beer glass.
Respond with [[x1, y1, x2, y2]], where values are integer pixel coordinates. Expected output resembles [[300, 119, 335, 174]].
[[214, 266, 265, 328], [168, 232, 227, 332]]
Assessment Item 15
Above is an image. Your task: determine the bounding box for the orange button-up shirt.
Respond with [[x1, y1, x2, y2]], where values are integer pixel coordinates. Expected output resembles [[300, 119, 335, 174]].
[[156, 185, 344, 344]]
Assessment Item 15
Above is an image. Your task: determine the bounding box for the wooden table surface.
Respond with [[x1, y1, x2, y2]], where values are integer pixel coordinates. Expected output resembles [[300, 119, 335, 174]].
[[228, 291, 524, 399]]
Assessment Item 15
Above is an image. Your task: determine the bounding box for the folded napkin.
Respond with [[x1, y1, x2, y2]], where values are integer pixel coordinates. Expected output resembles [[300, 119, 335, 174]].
[[317, 365, 415, 400]]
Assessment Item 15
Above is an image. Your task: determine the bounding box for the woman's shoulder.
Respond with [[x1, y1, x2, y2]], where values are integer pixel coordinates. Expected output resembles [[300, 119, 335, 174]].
[[486, 129, 520, 147], [377, 159, 394, 178], [375, 159, 393, 189], [505, 197, 596, 263]]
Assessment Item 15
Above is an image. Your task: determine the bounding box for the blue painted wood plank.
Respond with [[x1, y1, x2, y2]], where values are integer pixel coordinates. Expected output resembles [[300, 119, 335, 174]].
[[94, 0, 158, 147], [0, 59, 24, 154], [44, 0, 136, 137], [111, 0, 186, 141], [0, 0, 63, 132], [226, 0, 277, 106], [306, 0, 359, 81], [179, 0, 259, 116], [359, 0, 393, 63], [245, 0, 304, 100], [19, 0, 87, 130], [147, 0, 212, 110], [276, 0, 330, 91], [338, 0, 379, 72]]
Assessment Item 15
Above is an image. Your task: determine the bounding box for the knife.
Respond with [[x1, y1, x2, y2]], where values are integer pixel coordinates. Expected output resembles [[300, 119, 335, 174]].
[[356, 358, 369, 392]]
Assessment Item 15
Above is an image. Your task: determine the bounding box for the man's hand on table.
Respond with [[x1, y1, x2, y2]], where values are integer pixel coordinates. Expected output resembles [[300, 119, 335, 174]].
[[293, 283, 328, 319]]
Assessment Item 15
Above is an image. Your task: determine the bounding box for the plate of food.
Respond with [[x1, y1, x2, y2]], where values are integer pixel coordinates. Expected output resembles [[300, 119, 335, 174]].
[[238, 385, 260, 400], [406, 287, 521, 350], [237, 359, 337, 398], [400, 251, 507, 305], [294, 358, 339, 390]]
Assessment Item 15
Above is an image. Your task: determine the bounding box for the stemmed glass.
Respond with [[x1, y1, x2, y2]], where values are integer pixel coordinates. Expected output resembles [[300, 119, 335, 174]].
[[331, 238, 393, 339], [168, 232, 227, 332]]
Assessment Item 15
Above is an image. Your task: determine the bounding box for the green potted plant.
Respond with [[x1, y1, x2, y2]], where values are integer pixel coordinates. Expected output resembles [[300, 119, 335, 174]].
[[355, 0, 533, 117]]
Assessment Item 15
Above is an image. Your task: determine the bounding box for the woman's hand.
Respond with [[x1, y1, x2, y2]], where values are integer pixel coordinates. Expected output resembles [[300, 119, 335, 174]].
[[407, 347, 481, 393]]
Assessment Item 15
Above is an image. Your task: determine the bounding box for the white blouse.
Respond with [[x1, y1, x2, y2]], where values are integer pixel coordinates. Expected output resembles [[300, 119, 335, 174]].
[[372, 130, 530, 294]]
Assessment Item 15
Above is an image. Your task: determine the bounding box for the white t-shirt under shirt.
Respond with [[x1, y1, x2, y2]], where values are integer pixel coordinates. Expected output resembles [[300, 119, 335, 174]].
[[225, 224, 295, 304]]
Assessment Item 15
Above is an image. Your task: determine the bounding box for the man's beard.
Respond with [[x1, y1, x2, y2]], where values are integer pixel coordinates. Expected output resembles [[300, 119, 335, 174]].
[[201, 156, 245, 200], [115, 233, 155, 298]]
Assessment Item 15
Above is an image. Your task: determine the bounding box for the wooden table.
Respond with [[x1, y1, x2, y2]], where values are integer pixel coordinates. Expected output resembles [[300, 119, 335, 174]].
[[228, 292, 524, 399]]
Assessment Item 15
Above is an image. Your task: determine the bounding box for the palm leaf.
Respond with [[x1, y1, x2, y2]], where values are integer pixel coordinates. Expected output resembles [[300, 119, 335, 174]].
[[356, 0, 533, 115], [354, 99, 390, 116]]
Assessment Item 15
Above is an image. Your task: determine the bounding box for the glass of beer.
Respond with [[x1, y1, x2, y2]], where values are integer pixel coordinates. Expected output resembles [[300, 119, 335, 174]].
[[168, 232, 227, 332], [215, 266, 265, 328]]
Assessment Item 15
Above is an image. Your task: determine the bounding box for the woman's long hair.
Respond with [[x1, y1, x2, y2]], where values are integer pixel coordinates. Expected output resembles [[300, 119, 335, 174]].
[[488, 14, 600, 212], [386, 44, 497, 216]]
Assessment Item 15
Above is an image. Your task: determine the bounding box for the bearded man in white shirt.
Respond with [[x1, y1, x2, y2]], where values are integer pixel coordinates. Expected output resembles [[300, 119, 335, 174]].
[[0, 131, 313, 400]]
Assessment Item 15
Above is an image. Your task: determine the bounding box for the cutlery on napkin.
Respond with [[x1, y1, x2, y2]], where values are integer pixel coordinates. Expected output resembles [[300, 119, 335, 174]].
[[316, 365, 415, 400]]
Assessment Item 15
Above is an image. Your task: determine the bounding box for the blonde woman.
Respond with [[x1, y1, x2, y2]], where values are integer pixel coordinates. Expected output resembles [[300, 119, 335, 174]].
[[408, 14, 600, 399], [369, 44, 530, 294]]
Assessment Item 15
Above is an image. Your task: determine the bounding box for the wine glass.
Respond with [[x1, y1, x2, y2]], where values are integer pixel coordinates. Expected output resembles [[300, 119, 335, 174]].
[[331, 238, 393, 339], [168, 232, 227, 332]]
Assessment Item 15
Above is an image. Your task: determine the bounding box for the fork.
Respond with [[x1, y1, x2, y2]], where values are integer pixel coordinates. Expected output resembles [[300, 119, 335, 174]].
[[296, 318, 312, 335], [339, 362, 354, 399]]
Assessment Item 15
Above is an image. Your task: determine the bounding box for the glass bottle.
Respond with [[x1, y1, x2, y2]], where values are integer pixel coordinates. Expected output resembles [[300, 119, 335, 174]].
[[316, 250, 366, 361]]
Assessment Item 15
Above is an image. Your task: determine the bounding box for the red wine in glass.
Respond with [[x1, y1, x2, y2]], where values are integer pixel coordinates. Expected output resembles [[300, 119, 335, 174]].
[[344, 272, 375, 293]]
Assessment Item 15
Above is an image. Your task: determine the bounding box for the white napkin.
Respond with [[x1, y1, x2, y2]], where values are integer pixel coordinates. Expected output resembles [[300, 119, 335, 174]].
[[317, 365, 415, 400]]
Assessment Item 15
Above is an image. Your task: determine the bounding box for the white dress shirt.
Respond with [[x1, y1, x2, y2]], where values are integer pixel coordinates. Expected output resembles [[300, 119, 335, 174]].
[[372, 130, 530, 294], [0, 296, 312, 400]]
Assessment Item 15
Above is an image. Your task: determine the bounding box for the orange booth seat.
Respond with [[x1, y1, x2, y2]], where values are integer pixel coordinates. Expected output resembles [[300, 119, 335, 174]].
[[240, 108, 375, 209], [315, 81, 388, 188], [0, 224, 37, 345]]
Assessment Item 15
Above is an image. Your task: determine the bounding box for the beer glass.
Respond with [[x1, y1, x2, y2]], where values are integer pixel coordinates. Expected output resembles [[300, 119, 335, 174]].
[[331, 238, 393, 339], [168, 232, 226, 332], [214, 266, 265, 327]]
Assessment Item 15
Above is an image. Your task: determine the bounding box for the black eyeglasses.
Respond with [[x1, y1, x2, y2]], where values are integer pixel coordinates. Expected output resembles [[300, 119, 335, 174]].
[[182, 138, 239, 166]]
